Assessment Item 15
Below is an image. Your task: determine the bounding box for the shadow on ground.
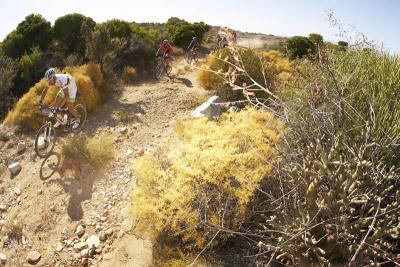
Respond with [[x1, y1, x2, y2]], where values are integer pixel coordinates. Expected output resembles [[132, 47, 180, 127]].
[[46, 167, 104, 221]]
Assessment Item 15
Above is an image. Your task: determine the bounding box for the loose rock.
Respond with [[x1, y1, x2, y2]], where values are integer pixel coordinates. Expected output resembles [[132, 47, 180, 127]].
[[86, 235, 100, 249], [0, 253, 6, 265], [14, 187, 21, 196], [75, 225, 85, 237], [55, 242, 63, 252], [16, 142, 26, 154], [74, 242, 88, 251], [26, 251, 41, 264], [8, 162, 22, 176]]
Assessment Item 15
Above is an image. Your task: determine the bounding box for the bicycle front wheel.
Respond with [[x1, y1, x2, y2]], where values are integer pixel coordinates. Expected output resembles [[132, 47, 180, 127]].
[[35, 123, 56, 158], [155, 62, 164, 80], [186, 52, 193, 64], [165, 63, 172, 75]]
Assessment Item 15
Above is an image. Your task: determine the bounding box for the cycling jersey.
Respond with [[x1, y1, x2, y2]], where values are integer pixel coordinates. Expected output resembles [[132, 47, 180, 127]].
[[55, 74, 77, 102], [160, 43, 172, 58]]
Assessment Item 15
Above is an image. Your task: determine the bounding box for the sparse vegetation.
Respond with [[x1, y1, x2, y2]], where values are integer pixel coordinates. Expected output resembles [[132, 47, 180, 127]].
[[115, 110, 132, 123], [60, 133, 114, 173], [122, 66, 138, 84]]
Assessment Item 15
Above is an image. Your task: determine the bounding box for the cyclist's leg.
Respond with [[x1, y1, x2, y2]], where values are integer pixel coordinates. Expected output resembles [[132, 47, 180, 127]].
[[66, 82, 79, 119], [54, 88, 67, 108], [164, 52, 170, 66]]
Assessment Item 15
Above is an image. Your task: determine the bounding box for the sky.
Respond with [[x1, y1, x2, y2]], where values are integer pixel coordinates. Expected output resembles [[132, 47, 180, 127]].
[[1, 0, 399, 52]]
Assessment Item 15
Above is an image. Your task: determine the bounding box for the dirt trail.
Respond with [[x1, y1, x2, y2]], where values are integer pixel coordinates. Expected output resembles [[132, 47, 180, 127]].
[[0, 60, 208, 267]]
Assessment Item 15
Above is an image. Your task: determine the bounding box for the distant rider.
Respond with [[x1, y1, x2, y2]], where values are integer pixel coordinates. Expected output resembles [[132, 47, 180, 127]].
[[188, 36, 199, 51], [40, 68, 80, 129]]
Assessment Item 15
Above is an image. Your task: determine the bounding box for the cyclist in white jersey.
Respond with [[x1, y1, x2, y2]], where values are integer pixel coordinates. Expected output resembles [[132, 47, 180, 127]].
[[40, 68, 80, 129]]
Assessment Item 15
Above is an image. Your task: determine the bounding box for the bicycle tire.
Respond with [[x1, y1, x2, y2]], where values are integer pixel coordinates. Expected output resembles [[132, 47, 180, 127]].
[[71, 104, 87, 133], [34, 122, 56, 158]]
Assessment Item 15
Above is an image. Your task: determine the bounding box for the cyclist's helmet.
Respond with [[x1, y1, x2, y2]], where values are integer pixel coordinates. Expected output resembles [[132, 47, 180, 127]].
[[193, 37, 197, 40], [44, 68, 56, 81], [163, 39, 169, 44]]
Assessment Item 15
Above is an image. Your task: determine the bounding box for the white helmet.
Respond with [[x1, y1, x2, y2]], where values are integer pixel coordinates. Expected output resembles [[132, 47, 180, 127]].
[[44, 68, 56, 81], [163, 39, 168, 44]]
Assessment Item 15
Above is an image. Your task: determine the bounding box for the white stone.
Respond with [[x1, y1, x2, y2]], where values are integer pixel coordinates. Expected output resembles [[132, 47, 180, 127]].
[[86, 235, 100, 249], [126, 149, 134, 157], [55, 242, 63, 252], [26, 251, 41, 264], [14, 187, 21, 196], [192, 95, 224, 119], [8, 162, 21, 176], [0, 253, 7, 264], [75, 225, 85, 237]]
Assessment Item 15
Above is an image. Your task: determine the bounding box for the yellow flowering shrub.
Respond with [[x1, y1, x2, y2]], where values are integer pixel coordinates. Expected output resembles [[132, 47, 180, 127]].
[[129, 108, 284, 264], [3, 64, 104, 129]]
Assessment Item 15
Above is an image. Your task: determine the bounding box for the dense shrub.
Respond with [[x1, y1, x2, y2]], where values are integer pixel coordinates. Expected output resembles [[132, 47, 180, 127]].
[[103, 19, 132, 39], [16, 46, 42, 95], [308, 33, 324, 45], [86, 24, 113, 73], [198, 48, 286, 101], [129, 109, 284, 265], [0, 53, 17, 117], [53, 13, 96, 58], [3, 64, 104, 129], [107, 34, 153, 73], [2, 14, 52, 59], [166, 17, 210, 48], [285, 36, 316, 60], [239, 48, 400, 266]]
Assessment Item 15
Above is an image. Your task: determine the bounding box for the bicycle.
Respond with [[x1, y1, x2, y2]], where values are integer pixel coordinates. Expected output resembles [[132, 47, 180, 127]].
[[186, 48, 198, 64], [34, 103, 87, 158], [154, 55, 172, 80]]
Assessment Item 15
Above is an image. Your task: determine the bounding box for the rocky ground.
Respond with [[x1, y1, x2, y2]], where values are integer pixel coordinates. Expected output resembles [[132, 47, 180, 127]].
[[0, 61, 209, 267]]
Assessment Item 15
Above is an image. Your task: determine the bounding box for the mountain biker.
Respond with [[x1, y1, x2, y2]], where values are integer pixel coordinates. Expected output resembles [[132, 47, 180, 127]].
[[187, 37, 199, 61], [39, 68, 80, 129], [188, 36, 199, 51], [157, 39, 173, 66]]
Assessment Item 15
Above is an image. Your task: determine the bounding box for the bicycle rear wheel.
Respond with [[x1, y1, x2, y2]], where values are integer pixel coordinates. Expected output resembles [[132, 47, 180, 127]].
[[71, 104, 87, 133], [35, 122, 56, 158]]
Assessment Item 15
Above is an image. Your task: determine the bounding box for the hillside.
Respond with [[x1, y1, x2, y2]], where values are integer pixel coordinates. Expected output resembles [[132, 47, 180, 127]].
[[0, 60, 208, 266]]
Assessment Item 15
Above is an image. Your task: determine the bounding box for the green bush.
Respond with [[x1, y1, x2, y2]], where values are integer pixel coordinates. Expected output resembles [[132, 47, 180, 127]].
[[2, 14, 52, 59], [285, 36, 316, 60], [166, 17, 210, 48], [198, 48, 277, 101], [308, 33, 324, 45], [53, 13, 96, 58], [0, 53, 17, 117], [102, 19, 132, 39]]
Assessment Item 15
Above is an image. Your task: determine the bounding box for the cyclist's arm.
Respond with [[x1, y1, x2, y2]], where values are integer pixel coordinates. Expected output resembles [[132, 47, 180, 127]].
[[40, 85, 50, 102], [156, 46, 161, 56]]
